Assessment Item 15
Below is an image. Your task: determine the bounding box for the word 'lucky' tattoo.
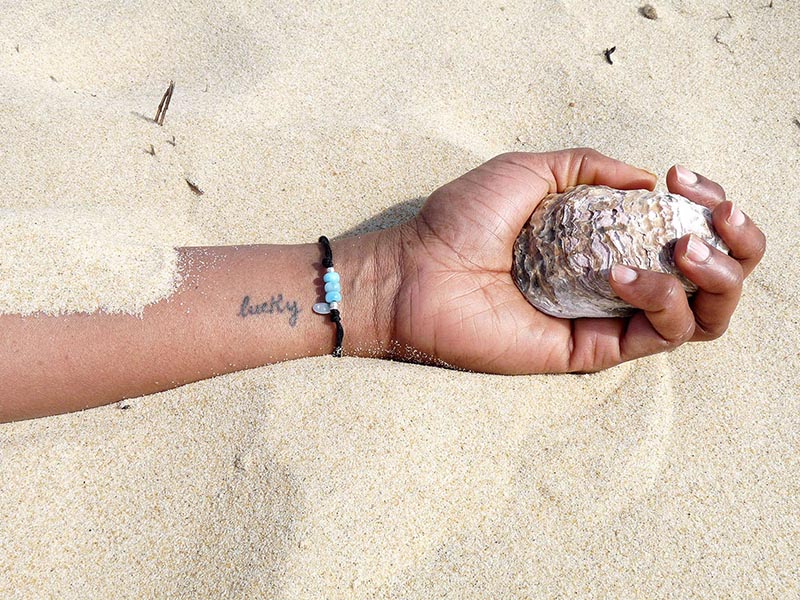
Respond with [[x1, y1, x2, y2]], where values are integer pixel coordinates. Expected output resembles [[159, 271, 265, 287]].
[[238, 294, 300, 327]]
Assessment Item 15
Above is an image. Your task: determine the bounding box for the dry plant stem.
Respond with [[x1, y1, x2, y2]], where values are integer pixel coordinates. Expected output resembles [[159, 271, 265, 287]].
[[186, 179, 204, 195], [154, 80, 174, 126]]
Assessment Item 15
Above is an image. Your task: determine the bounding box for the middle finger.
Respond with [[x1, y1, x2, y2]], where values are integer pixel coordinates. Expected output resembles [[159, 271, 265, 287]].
[[673, 233, 744, 341]]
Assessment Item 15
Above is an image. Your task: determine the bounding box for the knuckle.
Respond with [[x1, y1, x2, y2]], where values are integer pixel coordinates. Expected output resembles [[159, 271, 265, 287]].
[[671, 320, 696, 345], [729, 261, 744, 288], [496, 151, 519, 161], [713, 259, 744, 292], [694, 316, 728, 341], [699, 326, 726, 341], [753, 231, 767, 260], [653, 315, 696, 350], [559, 146, 593, 156], [577, 148, 598, 168], [494, 151, 531, 168], [569, 148, 597, 177], [491, 152, 517, 166], [654, 277, 684, 309]]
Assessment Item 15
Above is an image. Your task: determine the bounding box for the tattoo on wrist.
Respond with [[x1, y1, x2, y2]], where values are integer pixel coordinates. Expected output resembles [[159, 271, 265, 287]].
[[238, 294, 301, 327]]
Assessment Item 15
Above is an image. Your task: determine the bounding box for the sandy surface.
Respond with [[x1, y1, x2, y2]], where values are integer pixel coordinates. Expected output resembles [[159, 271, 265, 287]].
[[1, 0, 798, 597]]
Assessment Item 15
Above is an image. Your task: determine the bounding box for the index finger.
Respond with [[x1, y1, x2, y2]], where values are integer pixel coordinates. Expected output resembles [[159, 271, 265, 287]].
[[666, 164, 727, 209], [502, 148, 658, 195]]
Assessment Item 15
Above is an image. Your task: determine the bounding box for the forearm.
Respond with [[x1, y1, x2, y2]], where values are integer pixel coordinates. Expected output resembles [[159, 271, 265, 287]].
[[0, 231, 400, 422]]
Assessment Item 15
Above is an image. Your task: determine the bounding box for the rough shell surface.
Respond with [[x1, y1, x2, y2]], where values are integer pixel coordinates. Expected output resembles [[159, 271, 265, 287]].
[[512, 185, 728, 318]]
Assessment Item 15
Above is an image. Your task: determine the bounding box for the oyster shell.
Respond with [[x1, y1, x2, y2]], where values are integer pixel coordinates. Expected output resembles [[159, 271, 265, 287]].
[[512, 185, 728, 318]]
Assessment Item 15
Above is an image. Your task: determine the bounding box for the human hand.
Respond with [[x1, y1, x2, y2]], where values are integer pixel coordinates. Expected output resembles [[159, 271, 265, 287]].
[[387, 149, 766, 373]]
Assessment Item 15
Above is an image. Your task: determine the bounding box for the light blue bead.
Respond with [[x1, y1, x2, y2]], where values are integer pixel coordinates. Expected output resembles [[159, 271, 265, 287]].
[[323, 271, 340, 283], [324, 281, 341, 293], [325, 291, 342, 303]]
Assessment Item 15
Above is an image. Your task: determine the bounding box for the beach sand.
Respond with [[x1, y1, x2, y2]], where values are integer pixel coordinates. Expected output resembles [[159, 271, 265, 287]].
[[1, 0, 798, 597]]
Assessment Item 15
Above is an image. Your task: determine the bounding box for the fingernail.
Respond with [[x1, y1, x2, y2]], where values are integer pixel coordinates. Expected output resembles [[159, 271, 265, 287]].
[[727, 203, 746, 226], [675, 164, 698, 186], [612, 264, 638, 283], [686, 234, 711, 262]]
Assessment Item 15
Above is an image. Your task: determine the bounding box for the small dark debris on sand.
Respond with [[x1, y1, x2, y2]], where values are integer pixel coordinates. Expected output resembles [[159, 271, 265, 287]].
[[154, 80, 175, 126], [145, 144, 156, 156], [186, 178, 204, 196], [604, 46, 617, 64], [713, 32, 734, 53], [640, 4, 658, 20], [793, 117, 800, 129]]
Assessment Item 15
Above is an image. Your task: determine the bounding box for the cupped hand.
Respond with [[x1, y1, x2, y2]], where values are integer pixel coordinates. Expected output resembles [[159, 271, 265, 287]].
[[390, 149, 766, 373]]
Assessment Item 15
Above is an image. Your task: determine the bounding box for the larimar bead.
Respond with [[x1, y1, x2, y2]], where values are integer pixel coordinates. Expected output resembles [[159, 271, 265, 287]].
[[312, 302, 331, 315], [323, 271, 340, 283], [324, 281, 341, 292], [325, 291, 342, 303]]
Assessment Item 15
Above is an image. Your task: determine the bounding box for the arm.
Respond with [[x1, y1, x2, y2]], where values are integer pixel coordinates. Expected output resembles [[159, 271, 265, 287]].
[[0, 231, 401, 422], [1, 149, 766, 422]]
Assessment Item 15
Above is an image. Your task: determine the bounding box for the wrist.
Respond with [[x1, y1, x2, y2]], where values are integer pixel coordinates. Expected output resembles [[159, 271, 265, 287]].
[[331, 228, 402, 358]]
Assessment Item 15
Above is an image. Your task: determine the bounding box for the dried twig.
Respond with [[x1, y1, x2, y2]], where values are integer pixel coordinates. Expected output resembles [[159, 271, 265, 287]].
[[154, 80, 175, 126], [713, 32, 734, 53], [185, 178, 204, 196], [604, 46, 617, 65]]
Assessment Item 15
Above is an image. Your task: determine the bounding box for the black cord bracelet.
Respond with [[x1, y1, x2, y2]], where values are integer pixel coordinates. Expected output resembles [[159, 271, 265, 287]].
[[312, 236, 344, 357]]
